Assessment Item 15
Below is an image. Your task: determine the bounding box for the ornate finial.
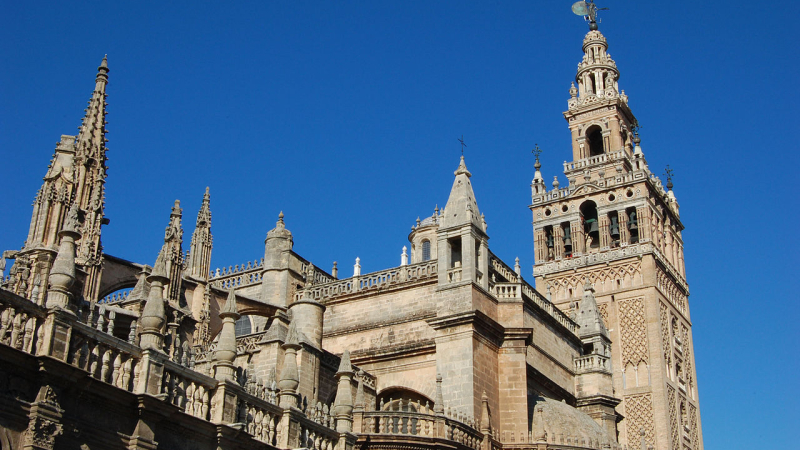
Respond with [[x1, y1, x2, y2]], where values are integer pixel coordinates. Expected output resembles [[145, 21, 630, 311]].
[[278, 211, 284, 221], [583, 278, 594, 292], [532, 144, 542, 170], [664, 165, 674, 191], [98, 55, 109, 73], [458, 135, 467, 156], [572, 1, 609, 30]]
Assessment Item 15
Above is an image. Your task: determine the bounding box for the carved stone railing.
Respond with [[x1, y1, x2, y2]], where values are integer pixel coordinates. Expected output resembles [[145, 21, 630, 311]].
[[490, 257, 519, 283], [67, 319, 143, 392], [447, 267, 463, 283], [520, 282, 578, 335], [0, 290, 47, 355], [161, 358, 216, 419], [488, 254, 577, 335], [0, 288, 345, 450], [500, 431, 621, 450], [574, 353, 610, 374], [237, 389, 284, 446], [563, 149, 630, 174], [493, 283, 520, 299], [297, 412, 340, 450], [298, 260, 438, 302], [212, 269, 264, 289], [358, 409, 483, 450]]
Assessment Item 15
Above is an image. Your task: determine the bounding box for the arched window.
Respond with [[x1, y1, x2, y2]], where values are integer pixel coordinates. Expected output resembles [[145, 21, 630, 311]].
[[235, 315, 252, 336], [421, 240, 431, 261], [586, 125, 604, 157]]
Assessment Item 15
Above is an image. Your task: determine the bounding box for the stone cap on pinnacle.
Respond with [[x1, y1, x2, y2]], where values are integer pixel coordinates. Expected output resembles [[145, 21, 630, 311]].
[[220, 288, 240, 319], [267, 211, 293, 240]]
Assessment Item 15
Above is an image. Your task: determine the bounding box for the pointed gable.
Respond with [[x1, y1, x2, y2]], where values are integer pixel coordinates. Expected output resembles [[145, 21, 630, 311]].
[[441, 156, 483, 230]]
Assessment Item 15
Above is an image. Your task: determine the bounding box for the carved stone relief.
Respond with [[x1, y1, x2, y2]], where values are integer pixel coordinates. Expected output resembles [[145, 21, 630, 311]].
[[618, 297, 648, 367], [623, 393, 655, 449]]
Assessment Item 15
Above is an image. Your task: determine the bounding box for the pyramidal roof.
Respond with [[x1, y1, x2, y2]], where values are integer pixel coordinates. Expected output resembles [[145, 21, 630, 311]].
[[575, 280, 608, 339], [441, 156, 482, 230]]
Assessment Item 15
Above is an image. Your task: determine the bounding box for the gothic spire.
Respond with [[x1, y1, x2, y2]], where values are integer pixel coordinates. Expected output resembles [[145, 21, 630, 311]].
[[76, 56, 109, 161], [162, 200, 184, 303], [186, 187, 213, 280]]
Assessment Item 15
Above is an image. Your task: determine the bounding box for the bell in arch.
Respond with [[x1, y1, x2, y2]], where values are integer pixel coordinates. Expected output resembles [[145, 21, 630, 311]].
[[628, 210, 638, 230], [610, 215, 620, 238], [563, 226, 573, 247], [546, 233, 554, 248], [585, 218, 599, 234]]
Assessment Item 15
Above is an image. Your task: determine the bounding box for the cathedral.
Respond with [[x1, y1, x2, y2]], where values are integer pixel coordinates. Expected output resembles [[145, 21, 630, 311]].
[[0, 18, 702, 450]]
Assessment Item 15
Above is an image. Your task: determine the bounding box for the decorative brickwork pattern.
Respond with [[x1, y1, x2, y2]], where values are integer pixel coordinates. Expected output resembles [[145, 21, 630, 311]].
[[618, 297, 648, 366], [547, 261, 641, 297], [656, 269, 687, 315], [681, 324, 694, 397], [624, 393, 655, 448], [659, 302, 671, 375], [667, 385, 679, 450], [597, 302, 609, 328], [689, 403, 698, 448]]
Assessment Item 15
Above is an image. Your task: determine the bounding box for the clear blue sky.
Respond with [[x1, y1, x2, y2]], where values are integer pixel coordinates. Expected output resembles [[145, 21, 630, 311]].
[[1, 1, 797, 448]]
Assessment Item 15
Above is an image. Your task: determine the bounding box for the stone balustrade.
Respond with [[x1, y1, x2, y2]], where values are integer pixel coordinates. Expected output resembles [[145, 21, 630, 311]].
[[500, 431, 621, 450], [563, 149, 629, 174], [212, 269, 264, 289], [447, 267, 463, 283], [237, 389, 284, 445], [0, 290, 46, 354], [493, 283, 520, 299], [298, 260, 438, 302], [0, 287, 344, 449], [358, 408, 483, 450], [574, 353, 610, 374], [297, 413, 339, 450], [161, 358, 216, 419], [67, 319, 143, 391]]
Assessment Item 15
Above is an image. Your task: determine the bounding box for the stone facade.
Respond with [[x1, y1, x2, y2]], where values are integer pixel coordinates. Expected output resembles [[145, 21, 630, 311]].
[[0, 24, 700, 450]]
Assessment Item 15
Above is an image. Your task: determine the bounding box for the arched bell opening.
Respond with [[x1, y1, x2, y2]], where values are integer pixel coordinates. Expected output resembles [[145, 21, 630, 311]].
[[580, 201, 600, 251], [562, 222, 573, 258], [608, 211, 621, 248], [626, 207, 639, 244], [625, 207, 639, 244], [586, 125, 604, 157], [544, 225, 555, 261]]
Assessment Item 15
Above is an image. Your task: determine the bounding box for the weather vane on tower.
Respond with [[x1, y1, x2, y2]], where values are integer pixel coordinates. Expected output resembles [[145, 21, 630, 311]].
[[458, 135, 467, 156], [532, 144, 542, 170], [571, 1, 609, 31], [664, 165, 674, 191]]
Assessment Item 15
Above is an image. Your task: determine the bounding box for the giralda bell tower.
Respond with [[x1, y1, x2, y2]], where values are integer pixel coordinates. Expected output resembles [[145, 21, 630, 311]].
[[529, 10, 703, 450]]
